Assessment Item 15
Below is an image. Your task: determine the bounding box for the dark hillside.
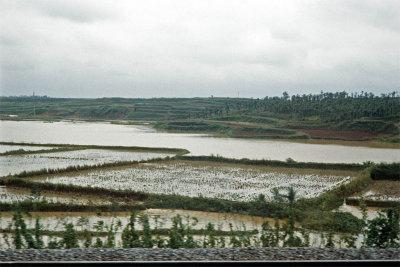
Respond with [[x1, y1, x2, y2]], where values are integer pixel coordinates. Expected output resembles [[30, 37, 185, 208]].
[[1, 91, 399, 142]]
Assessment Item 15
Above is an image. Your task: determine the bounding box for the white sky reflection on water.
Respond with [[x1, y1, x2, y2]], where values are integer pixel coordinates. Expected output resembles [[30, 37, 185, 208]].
[[0, 120, 399, 163]]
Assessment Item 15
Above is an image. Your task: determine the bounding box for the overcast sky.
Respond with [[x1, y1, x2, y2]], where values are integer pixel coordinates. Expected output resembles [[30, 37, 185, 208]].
[[0, 0, 399, 98]]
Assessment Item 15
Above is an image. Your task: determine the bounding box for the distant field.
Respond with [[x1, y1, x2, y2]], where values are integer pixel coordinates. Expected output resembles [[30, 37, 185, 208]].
[[1, 94, 399, 143], [0, 149, 171, 177], [0, 186, 112, 205], [295, 129, 377, 140], [359, 180, 400, 202]]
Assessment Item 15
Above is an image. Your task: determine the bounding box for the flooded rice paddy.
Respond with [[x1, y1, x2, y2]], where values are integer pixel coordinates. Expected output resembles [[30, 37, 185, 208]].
[[0, 209, 267, 232], [34, 161, 356, 202], [0, 186, 112, 205], [0, 208, 374, 249], [337, 203, 381, 220], [350, 180, 400, 202], [0, 120, 397, 250], [0, 149, 171, 177], [1, 120, 399, 163]]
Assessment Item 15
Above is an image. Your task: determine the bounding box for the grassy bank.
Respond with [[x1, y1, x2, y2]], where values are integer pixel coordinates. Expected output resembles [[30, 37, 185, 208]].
[[178, 155, 366, 171], [0, 142, 189, 156], [0, 201, 146, 213], [345, 198, 400, 208], [0, 147, 83, 156]]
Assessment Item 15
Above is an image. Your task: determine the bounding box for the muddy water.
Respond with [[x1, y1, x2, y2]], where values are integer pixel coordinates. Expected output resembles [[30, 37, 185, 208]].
[[0, 209, 278, 232], [0, 207, 378, 249], [1, 120, 399, 163], [336, 203, 381, 220], [0, 205, 382, 232]]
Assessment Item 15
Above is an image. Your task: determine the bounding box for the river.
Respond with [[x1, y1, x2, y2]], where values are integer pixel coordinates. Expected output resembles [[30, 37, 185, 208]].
[[0, 120, 399, 163]]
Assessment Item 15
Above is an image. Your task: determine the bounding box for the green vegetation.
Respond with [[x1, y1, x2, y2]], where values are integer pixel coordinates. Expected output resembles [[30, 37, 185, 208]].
[[0, 171, 375, 233], [0, 147, 83, 156], [3, 157, 398, 233], [1, 91, 399, 143], [8, 157, 171, 178], [178, 155, 365, 171], [370, 163, 400, 181], [2, 198, 398, 249], [365, 209, 400, 248], [0, 142, 189, 156], [0, 142, 398, 247]]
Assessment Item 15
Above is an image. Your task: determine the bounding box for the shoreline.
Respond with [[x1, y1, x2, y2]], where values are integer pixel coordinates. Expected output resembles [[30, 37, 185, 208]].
[[1, 118, 399, 149]]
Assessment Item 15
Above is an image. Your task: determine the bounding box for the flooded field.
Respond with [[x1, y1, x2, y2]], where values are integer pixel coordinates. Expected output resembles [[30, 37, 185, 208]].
[[0, 208, 369, 249], [0, 120, 397, 250], [0, 209, 267, 232], [1, 120, 399, 163], [34, 161, 356, 202], [0, 186, 112, 205], [337, 203, 381, 220], [0, 145, 56, 153], [0, 149, 171, 177], [351, 180, 400, 202]]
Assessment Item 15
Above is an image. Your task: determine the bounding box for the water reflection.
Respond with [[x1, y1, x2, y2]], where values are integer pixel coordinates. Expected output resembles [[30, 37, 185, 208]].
[[1, 120, 399, 163]]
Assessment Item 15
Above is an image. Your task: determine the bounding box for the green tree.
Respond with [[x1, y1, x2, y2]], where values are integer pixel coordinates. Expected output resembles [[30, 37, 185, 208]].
[[139, 215, 154, 248], [62, 223, 79, 249], [168, 215, 185, 248], [272, 187, 300, 247], [34, 217, 44, 249], [121, 211, 141, 248], [365, 209, 399, 248]]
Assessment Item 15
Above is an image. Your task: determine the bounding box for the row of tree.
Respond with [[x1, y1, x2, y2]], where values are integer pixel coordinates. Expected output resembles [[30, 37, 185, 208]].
[[195, 91, 399, 122]]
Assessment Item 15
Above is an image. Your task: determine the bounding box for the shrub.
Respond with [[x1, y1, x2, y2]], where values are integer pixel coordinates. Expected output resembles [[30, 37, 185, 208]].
[[370, 163, 400, 180]]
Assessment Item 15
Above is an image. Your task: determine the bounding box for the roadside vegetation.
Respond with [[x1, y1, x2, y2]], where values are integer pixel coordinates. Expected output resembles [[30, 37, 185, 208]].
[[1, 192, 398, 249]]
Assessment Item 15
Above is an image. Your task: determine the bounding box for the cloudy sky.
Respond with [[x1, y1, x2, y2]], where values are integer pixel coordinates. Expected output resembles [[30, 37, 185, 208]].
[[0, 0, 399, 98]]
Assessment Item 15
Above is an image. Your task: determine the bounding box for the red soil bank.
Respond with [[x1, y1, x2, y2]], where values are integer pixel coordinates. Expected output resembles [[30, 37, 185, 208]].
[[298, 129, 377, 139]]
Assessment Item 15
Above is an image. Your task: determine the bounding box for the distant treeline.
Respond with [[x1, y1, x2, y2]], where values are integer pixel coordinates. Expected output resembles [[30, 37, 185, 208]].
[[185, 91, 400, 122], [1, 91, 398, 122]]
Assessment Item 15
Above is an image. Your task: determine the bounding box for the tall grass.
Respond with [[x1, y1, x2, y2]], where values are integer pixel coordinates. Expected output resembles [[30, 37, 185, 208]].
[[0, 142, 189, 156], [178, 155, 365, 171]]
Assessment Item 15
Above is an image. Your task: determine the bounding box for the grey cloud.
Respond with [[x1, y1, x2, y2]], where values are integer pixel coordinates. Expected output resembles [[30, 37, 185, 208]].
[[0, 0, 399, 98], [0, 35, 18, 46], [312, 0, 400, 32], [25, 0, 113, 23]]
